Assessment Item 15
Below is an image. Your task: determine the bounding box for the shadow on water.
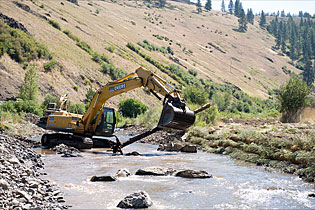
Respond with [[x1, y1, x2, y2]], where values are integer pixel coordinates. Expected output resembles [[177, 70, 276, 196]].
[[84, 150, 177, 157]]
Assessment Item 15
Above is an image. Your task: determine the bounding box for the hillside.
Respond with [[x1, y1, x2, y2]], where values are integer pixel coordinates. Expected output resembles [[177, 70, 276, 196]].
[[0, 0, 300, 108]]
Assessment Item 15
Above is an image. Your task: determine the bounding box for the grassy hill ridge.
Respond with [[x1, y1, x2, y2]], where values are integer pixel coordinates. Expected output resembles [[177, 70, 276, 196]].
[[0, 0, 300, 108]]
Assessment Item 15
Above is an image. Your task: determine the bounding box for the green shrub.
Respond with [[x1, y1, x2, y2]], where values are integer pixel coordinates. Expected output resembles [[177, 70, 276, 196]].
[[63, 30, 80, 42], [278, 77, 311, 122], [196, 105, 219, 126], [48, 20, 61, 30], [119, 98, 148, 118], [73, 85, 79, 91], [101, 62, 126, 80], [77, 41, 92, 54], [68, 103, 85, 115], [183, 86, 208, 105], [43, 59, 59, 71], [19, 64, 39, 101], [0, 100, 43, 116], [106, 45, 116, 53], [41, 94, 59, 109], [0, 20, 51, 63], [188, 69, 197, 76]]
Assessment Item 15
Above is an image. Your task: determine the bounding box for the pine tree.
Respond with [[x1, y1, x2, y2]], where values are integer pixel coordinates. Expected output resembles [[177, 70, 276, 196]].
[[221, 0, 226, 12], [238, 9, 247, 32], [158, 0, 166, 8], [228, 0, 233, 14], [302, 60, 315, 87], [234, 0, 240, 17], [196, 0, 202, 13], [259, 10, 266, 29], [205, 0, 212, 11], [246, 8, 254, 25], [19, 64, 39, 101]]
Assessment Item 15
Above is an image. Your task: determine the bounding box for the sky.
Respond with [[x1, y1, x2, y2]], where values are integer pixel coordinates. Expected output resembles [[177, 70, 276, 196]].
[[193, 0, 315, 15]]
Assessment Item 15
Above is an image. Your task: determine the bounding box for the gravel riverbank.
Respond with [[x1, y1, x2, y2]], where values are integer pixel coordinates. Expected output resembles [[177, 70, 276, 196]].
[[0, 133, 68, 210]]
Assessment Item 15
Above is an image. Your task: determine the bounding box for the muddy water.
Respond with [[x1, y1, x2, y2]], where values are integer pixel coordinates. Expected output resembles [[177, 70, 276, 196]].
[[41, 138, 315, 209]]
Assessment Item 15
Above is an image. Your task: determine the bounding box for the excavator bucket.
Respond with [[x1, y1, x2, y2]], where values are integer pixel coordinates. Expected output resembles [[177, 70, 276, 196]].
[[158, 103, 195, 130]]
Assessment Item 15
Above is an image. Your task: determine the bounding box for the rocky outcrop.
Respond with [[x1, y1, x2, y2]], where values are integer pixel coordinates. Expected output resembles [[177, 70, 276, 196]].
[[175, 170, 212, 179], [14, 1, 48, 21], [135, 167, 176, 176], [0, 12, 30, 35], [117, 191, 153, 209], [0, 134, 67, 209]]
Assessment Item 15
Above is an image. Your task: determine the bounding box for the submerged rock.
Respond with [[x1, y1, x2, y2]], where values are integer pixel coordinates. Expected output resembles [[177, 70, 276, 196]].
[[175, 170, 212, 179], [135, 167, 176, 176], [125, 151, 140, 156], [115, 169, 131, 178], [52, 144, 80, 155], [90, 175, 117, 182], [117, 191, 153, 209]]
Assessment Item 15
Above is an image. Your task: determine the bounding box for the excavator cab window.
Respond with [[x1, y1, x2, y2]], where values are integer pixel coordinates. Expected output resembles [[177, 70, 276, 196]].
[[95, 107, 116, 136]]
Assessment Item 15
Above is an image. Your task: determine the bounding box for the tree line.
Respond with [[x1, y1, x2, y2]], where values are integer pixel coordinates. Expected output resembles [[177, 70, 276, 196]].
[[267, 16, 315, 87]]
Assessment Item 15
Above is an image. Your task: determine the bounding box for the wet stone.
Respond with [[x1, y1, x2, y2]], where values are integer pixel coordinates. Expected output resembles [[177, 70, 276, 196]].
[[181, 145, 197, 153], [308, 193, 315, 197], [117, 191, 153, 209], [115, 169, 131, 178], [90, 175, 117, 182], [175, 170, 212, 179], [135, 167, 176, 176], [0, 179, 9, 190]]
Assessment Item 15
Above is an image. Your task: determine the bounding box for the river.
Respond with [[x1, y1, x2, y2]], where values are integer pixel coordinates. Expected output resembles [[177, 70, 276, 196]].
[[39, 138, 315, 209]]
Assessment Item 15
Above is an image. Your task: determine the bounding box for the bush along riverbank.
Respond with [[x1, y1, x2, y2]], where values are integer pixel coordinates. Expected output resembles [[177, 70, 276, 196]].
[[0, 133, 68, 209], [185, 120, 315, 183]]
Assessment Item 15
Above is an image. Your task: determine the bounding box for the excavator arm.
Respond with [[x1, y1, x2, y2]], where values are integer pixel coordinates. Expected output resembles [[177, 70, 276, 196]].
[[81, 67, 191, 135]]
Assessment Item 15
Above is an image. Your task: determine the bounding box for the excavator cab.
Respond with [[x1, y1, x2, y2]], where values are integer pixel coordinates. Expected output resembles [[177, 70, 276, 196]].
[[95, 107, 116, 136], [158, 102, 196, 130]]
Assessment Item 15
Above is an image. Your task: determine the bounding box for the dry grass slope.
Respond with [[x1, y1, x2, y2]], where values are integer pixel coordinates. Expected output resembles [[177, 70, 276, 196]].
[[0, 0, 300, 107]]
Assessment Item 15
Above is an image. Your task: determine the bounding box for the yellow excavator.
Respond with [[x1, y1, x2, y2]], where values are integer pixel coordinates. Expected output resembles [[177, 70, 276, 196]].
[[39, 93, 68, 124], [41, 67, 210, 153]]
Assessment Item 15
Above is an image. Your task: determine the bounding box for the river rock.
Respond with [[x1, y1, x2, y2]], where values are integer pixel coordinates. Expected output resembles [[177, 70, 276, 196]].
[[175, 170, 212, 179], [135, 167, 176, 176], [115, 169, 131, 178], [0, 179, 9, 190], [157, 143, 183, 152], [52, 144, 80, 154], [308, 193, 315, 197], [90, 175, 117, 182], [181, 145, 197, 153], [117, 191, 153, 209]]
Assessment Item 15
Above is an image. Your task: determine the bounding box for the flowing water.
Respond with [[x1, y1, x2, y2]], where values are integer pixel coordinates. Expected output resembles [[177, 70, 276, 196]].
[[39, 136, 315, 209]]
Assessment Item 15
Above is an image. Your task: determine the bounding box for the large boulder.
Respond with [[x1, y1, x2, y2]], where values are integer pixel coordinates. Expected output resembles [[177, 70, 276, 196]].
[[175, 170, 212, 179], [117, 191, 153, 209], [135, 167, 176, 176], [90, 175, 116, 182]]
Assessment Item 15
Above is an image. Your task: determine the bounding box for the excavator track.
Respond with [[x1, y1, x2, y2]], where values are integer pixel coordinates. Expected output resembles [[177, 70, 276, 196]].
[[41, 133, 93, 149]]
